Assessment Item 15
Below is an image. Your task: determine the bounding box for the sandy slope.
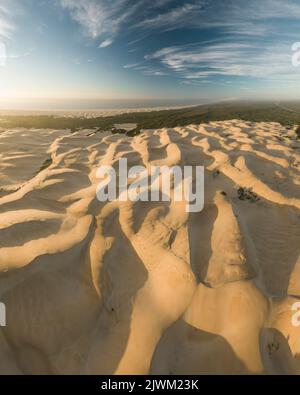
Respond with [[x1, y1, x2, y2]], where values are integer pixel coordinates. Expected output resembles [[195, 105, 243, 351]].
[[0, 120, 299, 375]]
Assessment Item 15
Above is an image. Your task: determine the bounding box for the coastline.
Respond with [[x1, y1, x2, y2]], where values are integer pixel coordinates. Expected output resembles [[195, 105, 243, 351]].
[[0, 104, 201, 119]]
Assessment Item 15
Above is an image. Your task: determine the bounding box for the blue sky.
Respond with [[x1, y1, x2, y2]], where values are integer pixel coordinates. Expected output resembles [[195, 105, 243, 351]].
[[0, 0, 300, 107]]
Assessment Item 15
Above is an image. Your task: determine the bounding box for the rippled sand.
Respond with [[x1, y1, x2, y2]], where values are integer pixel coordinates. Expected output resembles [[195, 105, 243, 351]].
[[0, 120, 299, 374]]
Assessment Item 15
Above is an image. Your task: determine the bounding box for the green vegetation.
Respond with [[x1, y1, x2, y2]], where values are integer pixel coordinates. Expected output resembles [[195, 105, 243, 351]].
[[37, 158, 53, 174], [1, 101, 300, 134], [237, 187, 260, 203]]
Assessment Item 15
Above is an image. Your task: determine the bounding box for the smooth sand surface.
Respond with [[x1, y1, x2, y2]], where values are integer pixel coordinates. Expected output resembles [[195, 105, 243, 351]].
[[0, 120, 299, 374]]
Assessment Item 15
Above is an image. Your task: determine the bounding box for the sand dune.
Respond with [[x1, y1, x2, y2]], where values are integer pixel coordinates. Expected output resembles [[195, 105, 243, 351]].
[[0, 120, 299, 375]]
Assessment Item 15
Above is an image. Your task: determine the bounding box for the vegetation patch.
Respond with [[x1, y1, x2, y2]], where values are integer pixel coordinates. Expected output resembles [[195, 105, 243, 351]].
[[37, 157, 53, 174], [237, 187, 260, 203], [1, 101, 300, 133]]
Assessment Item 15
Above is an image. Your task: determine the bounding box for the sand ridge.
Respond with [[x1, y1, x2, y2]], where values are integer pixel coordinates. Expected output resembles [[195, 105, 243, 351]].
[[0, 120, 299, 374]]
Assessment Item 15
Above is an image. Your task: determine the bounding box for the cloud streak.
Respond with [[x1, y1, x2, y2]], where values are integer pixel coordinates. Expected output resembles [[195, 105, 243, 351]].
[[0, 2, 15, 40], [59, 0, 175, 45], [136, 0, 300, 37], [134, 2, 205, 29], [144, 41, 298, 82], [59, 0, 300, 49], [99, 38, 113, 48], [59, 0, 137, 45]]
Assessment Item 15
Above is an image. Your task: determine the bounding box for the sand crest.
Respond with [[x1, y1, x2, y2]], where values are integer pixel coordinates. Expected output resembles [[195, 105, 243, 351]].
[[0, 120, 299, 374]]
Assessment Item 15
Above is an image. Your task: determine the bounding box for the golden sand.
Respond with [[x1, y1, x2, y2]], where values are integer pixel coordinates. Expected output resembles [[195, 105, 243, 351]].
[[0, 120, 299, 374]]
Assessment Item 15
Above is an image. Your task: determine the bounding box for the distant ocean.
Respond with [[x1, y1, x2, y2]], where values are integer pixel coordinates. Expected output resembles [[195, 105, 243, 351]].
[[0, 98, 206, 111]]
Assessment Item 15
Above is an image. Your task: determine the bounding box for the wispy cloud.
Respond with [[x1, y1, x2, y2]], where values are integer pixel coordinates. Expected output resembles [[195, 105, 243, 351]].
[[99, 38, 113, 48], [59, 0, 300, 47], [144, 40, 298, 81], [124, 63, 168, 76], [232, 0, 300, 20], [58, 0, 300, 89], [134, 2, 205, 29], [123, 63, 141, 69], [136, 0, 300, 36], [59, 0, 205, 48], [0, 2, 15, 40], [59, 0, 173, 46], [129, 0, 300, 82], [59, 0, 136, 45]]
